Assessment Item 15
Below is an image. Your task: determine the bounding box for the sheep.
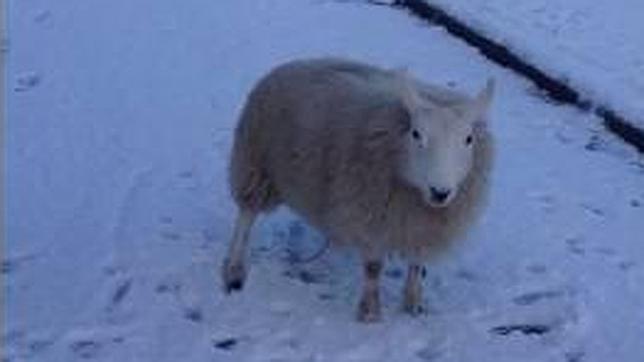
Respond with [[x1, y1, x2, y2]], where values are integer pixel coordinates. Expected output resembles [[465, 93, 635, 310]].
[[221, 58, 495, 322]]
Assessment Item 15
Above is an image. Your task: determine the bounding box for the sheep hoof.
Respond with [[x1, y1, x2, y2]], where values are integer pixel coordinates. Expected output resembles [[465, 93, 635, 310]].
[[357, 295, 381, 323], [402, 300, 427, 317], [222, 259, 247, 293]]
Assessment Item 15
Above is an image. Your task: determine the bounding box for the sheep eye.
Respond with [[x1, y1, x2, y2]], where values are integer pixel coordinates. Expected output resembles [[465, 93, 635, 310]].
[[465, 134, 473, 145], [411, 129, 421, 140]]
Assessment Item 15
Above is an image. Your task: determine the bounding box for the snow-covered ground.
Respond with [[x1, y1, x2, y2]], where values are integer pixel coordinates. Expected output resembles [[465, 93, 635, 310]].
[[426, 0, 644, 129], [5, 0, 644, 361]]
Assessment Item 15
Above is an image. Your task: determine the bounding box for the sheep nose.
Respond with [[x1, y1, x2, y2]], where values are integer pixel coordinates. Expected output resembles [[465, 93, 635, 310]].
[[430, 187, 451, 203]]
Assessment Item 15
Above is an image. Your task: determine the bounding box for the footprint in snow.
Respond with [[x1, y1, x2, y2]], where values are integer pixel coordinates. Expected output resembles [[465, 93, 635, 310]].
[[318, 292, 335, 301], [3, 331, 55, 360], [512, 289, 566, 306], [176, 170, 200, 190], [28, 339, 54, 354], [565, 237, 586, 256], [70, 340, 101, 359], [2, 254, 39, 275], [159, 216, 173, 224], [213, 337, 238, 351], [580, 203, 605, 218], [183, 306, 204, 323], [15, 72, 42, 92], [415, 342, 446, 361], [618, 260, 636, 271], [529, 191, 556, 213], [158, 216, 182, 241], [554, 130, 574, 145], [526, 263, 548, 275], [34, 10, 52, 24], [565, 350, 585, 362], [282, 268, 327, 285], [2, 260, 16, 275], [490, 324, 552, 336], [566, 236, 635, 270], [454, 268, 478, 282], [154, 276, 205, 323], [178, 170, 194, 179], [385, 267, 403, 279], [108, 278, 133, 309], [584, 134, 604, 152], [487, 283, 581, 358], [160, 230, 181, 241], [155, 279, 181, 295]]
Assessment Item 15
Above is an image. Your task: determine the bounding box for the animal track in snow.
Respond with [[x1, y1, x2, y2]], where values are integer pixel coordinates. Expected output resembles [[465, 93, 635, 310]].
[[158, 215, 182, 241], [159, 216, 173, 224], [2, 253, 41, 277], [33, 10, 52, 24], [178, 170, 194, 179], [618, 261, 637, 271], [109, 278, 133, 308], [70, 339, 102, 359], [565, 237, 586, 256], [183, 307, 203, 323], [14, 72, 42, 92], [490, 323, 552, 336], [512, 289, 566, 306], [484, 281, 583, 360], [317, 292, 336, 301], [2, 330, 55, 360], [564, 350, 586, 362], [155, 273, 207, 325], [454, 268, 479, 282], [385, 267, 403, 279], [526, 263, 548, 275], [213, 337, 238, 351], [580, 203, 605, 218], [159, 230, 181, 241], [155, 279, 181, 295], [176, 169, 201, 191], [415, 341, 446, 361], [282, 269, 327, 285], [529, 191, 557, 213], [565, 236, 636, 271], [1, 38, 9, 54]]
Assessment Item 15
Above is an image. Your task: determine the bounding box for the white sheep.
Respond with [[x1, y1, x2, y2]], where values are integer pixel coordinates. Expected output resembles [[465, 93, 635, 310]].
[[222, 58, 495, 322]]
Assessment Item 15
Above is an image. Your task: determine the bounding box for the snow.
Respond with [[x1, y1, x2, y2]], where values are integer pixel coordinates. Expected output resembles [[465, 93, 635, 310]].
[[5, 0, 644, 361], [425, 0, 644, 129]]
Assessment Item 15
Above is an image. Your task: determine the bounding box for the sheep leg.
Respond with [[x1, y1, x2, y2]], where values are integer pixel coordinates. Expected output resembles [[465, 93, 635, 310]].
[[221, 208, 257, 293], [357, 257, 383, 323], [402, 263, 427, 316]]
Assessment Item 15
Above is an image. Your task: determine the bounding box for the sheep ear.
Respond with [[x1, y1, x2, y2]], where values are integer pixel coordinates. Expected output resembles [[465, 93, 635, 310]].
[[470, 78, 495, 123], [394, 68, 423, 111]]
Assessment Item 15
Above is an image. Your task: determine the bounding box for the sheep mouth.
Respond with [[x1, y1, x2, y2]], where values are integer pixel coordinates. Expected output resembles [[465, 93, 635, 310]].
[[425, 197, 453, 208]]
